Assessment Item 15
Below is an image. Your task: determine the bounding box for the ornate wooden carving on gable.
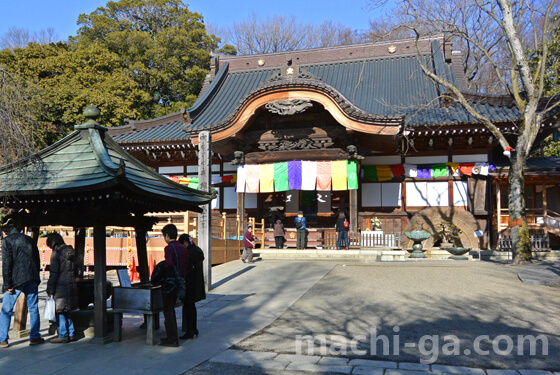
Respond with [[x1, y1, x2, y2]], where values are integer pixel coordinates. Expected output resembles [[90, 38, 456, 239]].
[[265, 99, 313, 116], [257, 127, 334, 151]]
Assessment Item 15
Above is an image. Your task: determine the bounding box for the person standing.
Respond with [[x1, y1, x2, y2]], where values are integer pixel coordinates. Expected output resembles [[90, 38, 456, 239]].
[[178, 234, 205, 340], [159, 224, 189, 347], [273, 219, 285, 249], [0, 225, 44, 348], [46, 233, 78, 343], [295, 211, 307, 250], [335, 213, 350, 250], [242, 225, 255, 263]]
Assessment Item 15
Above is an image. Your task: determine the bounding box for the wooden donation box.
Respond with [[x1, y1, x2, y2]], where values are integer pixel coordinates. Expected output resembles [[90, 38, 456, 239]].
[[113, 270, 163, 345]]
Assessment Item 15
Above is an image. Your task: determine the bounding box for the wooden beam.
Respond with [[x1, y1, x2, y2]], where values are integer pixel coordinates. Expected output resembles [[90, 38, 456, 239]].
[[135, 227, 149, 283], [245, 149, 348, 164], [91, 225, 111, 344], [74, 227, 86, 279]]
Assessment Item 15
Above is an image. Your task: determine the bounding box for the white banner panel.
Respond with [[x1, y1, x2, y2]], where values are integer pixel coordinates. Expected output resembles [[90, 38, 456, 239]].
[[361, 183, 381, 206], [427, 182, 449, 206], [158, 166, 183, 174], [362, 155, 402, 165], [382, 183, 402, 207], [453, 181, 469, 207], [245, 193, 258, 209], [223, 187, 237, 209], [406, 182, 428, 206]]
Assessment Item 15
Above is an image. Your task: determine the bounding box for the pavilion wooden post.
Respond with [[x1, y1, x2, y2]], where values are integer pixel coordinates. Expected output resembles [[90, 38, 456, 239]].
[[198, 131, 212, 292], [135, 227, 150, 283], [92, 225, 111, 344], [74, 227, 86, 278]]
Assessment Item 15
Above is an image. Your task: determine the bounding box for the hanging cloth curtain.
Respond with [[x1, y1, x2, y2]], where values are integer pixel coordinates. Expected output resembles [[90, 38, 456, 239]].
[[432, 163, 448, 178], [417, 165, 432, 179], [188, 177, 199, 189], [376, 165, 392, 181], [347, 160, 358, 190], [404, 164, 417, 178], [317, 161, 332, 191], [236, 165, 246, 192], [288, 161, 302, 190], [331, 160, 348, 191], [245, 164, 260, 193], [259, 164, 274, 193], [274, 162, 289, 192], [446, 162, 460, 175], [362, 165, 378, 181], [458, 163, 475, 176], [390, 164, 405, 178], [301, 161, 317, 190]]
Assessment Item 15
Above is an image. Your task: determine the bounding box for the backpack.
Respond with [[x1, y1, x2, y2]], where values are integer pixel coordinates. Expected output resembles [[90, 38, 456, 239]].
[[295, 217, 303, 229], [344, 219, 349, 229]]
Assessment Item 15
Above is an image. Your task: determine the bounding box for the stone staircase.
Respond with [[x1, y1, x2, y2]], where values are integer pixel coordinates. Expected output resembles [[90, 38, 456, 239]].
[[255, 248, 407, 262]]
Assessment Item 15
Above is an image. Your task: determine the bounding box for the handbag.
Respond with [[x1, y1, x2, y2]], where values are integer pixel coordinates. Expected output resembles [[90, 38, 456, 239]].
[[44, 296, 56, 322], [162, 244, 186, 299]]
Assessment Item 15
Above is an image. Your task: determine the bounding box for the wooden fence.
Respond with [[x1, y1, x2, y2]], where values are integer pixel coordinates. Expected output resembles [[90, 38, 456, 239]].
[[498, 234, 550, 252]]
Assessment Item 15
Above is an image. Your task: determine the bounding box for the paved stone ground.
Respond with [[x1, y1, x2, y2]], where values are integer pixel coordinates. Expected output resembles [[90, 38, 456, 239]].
[[227, 261, 560, 371]]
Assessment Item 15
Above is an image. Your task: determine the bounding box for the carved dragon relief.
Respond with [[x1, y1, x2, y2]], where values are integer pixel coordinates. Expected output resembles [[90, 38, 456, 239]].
[[265, 99, 313, 116]]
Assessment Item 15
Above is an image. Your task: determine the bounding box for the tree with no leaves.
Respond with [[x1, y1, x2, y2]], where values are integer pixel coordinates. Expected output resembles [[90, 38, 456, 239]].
[[218, 13, 366, 55], [369, 0, 560, 263]]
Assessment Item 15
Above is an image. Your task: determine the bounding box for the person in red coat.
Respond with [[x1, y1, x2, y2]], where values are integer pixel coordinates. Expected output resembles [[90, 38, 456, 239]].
[[242, 225, 255, 264]]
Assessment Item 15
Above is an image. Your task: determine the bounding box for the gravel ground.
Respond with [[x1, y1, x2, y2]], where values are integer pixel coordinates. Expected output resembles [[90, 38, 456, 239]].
[[233, 260, 560, 370]]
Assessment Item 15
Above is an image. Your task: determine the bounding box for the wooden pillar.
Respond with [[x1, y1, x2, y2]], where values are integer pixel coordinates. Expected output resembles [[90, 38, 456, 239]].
[[198, 131, 212, 292], [135, 227, 149, 283], [237, 192, 245, 227], [74, 227, 86, 279], [91, 225, 111, 344], [543, 183, 548, 223], [496, 182, 502, 231], [349, 189, 358, 234]]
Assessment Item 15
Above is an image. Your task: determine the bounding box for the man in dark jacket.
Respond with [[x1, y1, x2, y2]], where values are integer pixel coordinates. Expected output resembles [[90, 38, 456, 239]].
[[0, 226, 45, 347], [295, 211, 307, 250], [159, 224, 189, 347]]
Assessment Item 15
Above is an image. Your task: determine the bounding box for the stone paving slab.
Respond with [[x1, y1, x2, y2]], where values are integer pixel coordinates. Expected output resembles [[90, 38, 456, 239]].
[[431, 365, 486, 375], [353, 367, 386, 375], [518, 371, 555, 375], [517, 262, 560, 286], [349, 359, 398, 368], [487, 371, 521, 375], [275, 353, 321, 364], [285, 362, 353, 374], [399, 363, 432, 371], [387, 369, 435, 375]]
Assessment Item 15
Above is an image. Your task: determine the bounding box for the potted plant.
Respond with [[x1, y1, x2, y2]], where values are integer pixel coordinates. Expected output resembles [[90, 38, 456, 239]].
[[370, 217, 382, 232], [435, 222, 462, 249]]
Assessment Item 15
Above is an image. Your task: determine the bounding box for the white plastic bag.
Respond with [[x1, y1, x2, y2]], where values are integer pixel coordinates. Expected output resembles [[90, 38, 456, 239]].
[[44, 296, 56, 322]]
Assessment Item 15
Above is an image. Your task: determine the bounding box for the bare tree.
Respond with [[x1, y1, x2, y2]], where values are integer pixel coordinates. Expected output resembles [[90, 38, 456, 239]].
[[369, 0, 559, 263], [0, 68, 40, 166], [218, 13, 366, 55], [1, 26, 60, 50]]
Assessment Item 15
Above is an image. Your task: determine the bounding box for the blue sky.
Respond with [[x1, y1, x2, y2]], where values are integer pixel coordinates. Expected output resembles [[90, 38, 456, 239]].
[[0, 0, 390, 41]]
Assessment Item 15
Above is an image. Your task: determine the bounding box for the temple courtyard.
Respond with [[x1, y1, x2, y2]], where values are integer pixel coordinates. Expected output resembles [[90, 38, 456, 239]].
[[0, 259, 559, 374]]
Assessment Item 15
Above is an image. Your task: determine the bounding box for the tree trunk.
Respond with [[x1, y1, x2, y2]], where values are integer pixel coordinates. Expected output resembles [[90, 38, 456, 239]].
[[508, 157, 532, 264]]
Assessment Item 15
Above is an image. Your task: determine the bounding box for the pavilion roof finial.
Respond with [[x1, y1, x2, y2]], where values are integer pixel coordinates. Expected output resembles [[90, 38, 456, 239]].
[[83, 104, 101, 124]]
